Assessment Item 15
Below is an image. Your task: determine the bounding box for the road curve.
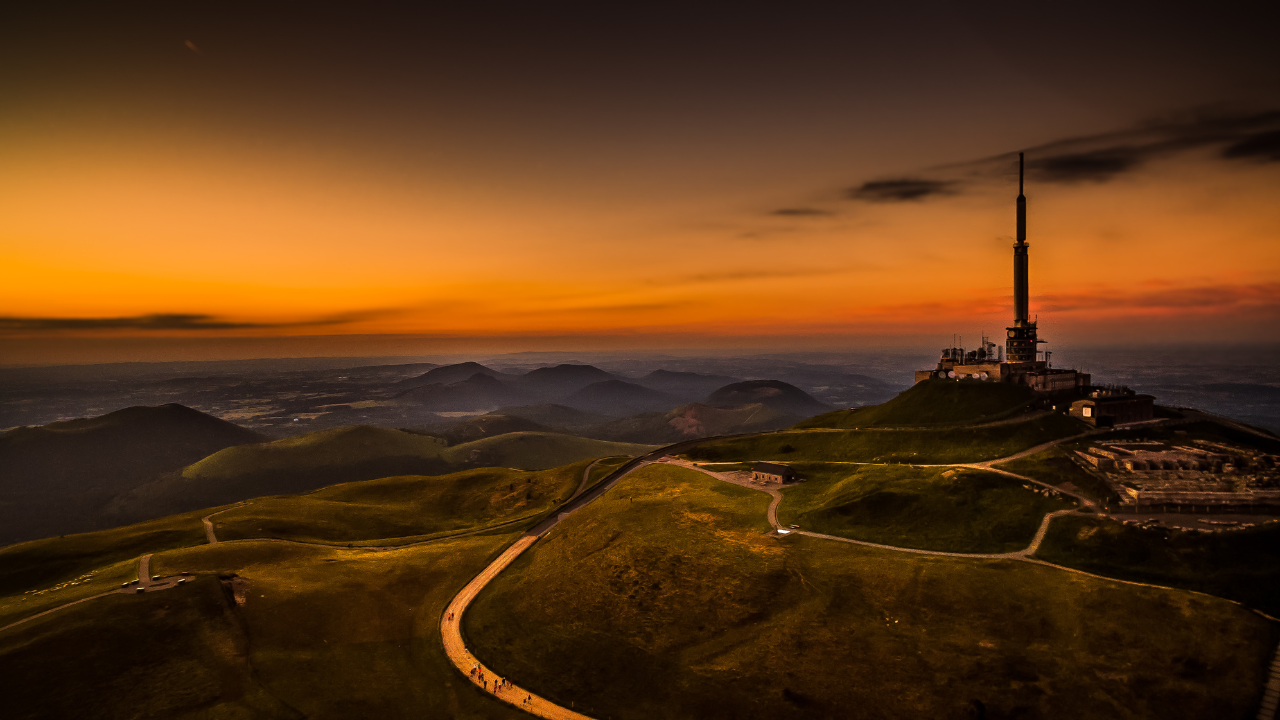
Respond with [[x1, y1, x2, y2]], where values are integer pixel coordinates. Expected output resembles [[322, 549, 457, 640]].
[[438, 437, 729, 719]]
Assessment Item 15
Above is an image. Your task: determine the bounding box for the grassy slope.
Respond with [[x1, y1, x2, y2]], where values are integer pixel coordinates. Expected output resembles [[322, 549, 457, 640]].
[[686, 412, 1084, 464], [0, 575, 301, 720], [776, 463, 1075, 553], [150, 535, 527, 719], [2, 534, 528, 720], [995, 446, 1118, 503], [440, 431, 655, 469], [0, 509, 208, 599], [466, 464, 1273, 720], [211, 461, 590, 544], [795, 379, 1035, 429], [116, 427, 653, 522], [183, 425, 451, 481], [585, 455, 633, 493], [1035, 515, 1280, 616]]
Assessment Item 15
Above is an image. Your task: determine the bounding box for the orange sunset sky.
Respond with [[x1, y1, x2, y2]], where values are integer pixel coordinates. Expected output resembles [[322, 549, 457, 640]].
[[2, 4, 1278, 364]]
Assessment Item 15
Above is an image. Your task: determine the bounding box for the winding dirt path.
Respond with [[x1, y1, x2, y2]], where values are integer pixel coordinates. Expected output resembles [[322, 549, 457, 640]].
[[0, 554, 188, 635], [663, 458, 1080, 560]]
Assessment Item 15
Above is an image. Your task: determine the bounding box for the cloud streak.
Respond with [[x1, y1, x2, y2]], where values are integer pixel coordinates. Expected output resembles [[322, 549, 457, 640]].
[[0, 310, 392, 334], [831, 109, 1280, 204], [846, 178, 956, 202], [769, 207, 833, 217]]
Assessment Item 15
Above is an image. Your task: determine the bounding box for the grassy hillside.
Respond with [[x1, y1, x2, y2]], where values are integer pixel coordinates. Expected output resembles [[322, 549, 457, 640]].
[[185, 425, 450, 482], [0, 404, 265, 544], [685, 412, 1084, 464], [995, 446, 1118, 503], [587, 402, 799, 444], [706, 379, 830, 416], [439, 431, 655, 470], [466, 464, 1272, 720], [210, 461, 590, 545], [111, 427, 653, 523], [0, 575, 302, 720], [585, 456, 633, 494], [776, 463, 1075, 553], [1035, 515, 1280, 616], [795, 379, 1036, 429], [439, 412, 548, 444], [563, 379, 677, 415], [3, 535, 528, 720], [0, 509, 208, 601], [491, 403, 608, 430]]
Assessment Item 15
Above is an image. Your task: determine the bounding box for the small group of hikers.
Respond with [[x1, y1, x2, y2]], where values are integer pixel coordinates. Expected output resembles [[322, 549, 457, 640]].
[[468, 662, 530, 704]]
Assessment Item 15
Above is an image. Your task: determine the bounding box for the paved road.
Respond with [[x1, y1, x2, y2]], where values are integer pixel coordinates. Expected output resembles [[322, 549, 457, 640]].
[[438, 438, 730, 719], [1258, 642, 1280, 720]]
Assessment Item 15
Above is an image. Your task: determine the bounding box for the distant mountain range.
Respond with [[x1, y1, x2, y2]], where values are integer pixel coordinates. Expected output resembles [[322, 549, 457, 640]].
[[0, 361, 852, 542], [387, 362, 832, 420]]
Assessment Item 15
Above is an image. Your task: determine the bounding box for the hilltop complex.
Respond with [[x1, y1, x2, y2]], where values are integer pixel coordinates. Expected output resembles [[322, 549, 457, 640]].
[[916, 154, 1151, 421]]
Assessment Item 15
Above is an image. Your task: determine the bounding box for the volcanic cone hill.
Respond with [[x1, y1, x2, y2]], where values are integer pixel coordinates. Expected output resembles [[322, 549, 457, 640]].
[[563, 379, 678, 416], [587, 402, 800, 444], [634, 369, 740, 399], [515, 363, 618, 399], [438, 413, 549, 445], [488, 404, 609, 430], [395, 361, 513, 389], [0, 404, 266, 544], [393, 372, 529, 411], [705, 379, 831, 417], [796, 378, 1037, 429]]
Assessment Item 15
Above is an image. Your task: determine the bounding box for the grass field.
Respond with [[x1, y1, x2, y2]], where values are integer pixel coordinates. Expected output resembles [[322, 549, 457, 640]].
[[776, 463, 1075, 553], [0, 509, 208, 599], [0, 557, 139, 630], [1103, 418, 1280, 453], [440, 431, 656, 470], [795, 380, 1036, 429], [151, 535, 527, 719], [685, 412, 1084, 465], [115, 426, 654, 525], [2, 533, 529, 719], [995, 446, 1117, 503], [185, 426, 652, 486], [0, 575, 302, 720], [210, 460, 591, 545], [465, 464, 1274, 720], [1034, 514, 1280, 617]]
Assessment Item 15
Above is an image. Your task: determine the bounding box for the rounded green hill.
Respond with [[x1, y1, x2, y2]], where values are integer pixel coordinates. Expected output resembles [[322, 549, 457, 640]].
[[796, 379, 1037, 429]]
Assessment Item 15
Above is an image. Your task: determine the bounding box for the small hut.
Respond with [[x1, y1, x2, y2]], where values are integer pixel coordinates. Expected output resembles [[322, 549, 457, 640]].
[[752, 462, 799, 484]]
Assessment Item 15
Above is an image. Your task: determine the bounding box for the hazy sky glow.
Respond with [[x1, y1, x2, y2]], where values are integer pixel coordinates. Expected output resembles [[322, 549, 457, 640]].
[[2, 3, 1278, 364]]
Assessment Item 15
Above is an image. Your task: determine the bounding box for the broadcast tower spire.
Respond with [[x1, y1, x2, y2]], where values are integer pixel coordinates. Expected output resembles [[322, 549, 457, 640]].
[[1006, 152, 1039, 363]]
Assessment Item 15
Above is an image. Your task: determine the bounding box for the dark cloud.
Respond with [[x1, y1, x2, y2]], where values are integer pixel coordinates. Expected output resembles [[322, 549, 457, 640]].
[[769, 207, 832, 217], [1030, 147, 1144, 183], [0, 313, 359, 333], [932, 109, 1280, 190], [1222, 129, 1280, 162], [847, 178, 955, 202]]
